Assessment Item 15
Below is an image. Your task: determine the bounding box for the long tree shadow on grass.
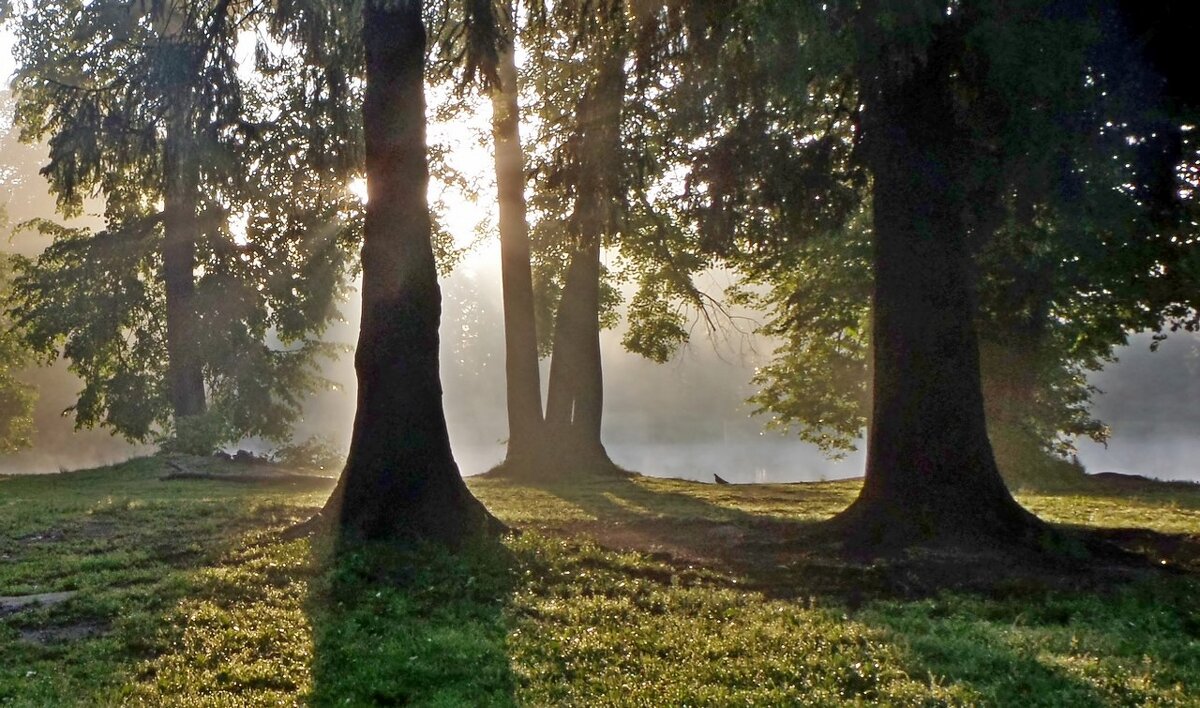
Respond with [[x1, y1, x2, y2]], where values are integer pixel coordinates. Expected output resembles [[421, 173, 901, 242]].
[[492, 473, 1200, 704], [0, 461, 333, 703], [862, 586, 1200, 706], [502, 471, 1200, 604], [304, 533, 518, 706]]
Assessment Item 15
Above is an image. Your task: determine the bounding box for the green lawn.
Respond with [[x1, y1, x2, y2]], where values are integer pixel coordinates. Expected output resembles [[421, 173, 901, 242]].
[[1, 457, 1198, 706]]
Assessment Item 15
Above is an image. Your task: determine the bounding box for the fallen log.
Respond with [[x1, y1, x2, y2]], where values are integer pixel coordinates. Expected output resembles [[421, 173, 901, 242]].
[[160, 460, 334, 485]]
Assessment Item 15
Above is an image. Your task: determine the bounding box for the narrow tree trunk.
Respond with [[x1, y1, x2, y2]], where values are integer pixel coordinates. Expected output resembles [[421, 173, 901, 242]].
[[491, 38, 544, 469], [161, 49, 206, 421], [322, 1, 497, 543], [835, 41, 1044, 548]]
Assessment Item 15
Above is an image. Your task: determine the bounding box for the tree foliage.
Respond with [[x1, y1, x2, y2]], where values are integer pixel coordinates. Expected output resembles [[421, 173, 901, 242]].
[[0, 251, 36, 454], [613, 0, 1200, 467], [6, 0, 362, 444]]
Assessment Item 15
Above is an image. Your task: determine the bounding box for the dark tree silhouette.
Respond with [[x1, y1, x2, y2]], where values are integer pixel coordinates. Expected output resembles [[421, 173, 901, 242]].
[[543, 236, 609, 466], [832, 30, 1042, 545], [622, 1, 1199, 549], [160, 36, 207, 420], [834, 1, 1200, 546], [539, 49, 626, 473], [322, 0, 497, 543]]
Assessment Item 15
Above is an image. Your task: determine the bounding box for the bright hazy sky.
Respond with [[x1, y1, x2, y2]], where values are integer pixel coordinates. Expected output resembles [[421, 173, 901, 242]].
[[0, 23, 496, 261], [1, 29, 14, 89]]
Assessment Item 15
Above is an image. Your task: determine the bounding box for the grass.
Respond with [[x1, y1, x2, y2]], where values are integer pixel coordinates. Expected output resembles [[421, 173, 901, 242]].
[[0, 458, 1198, 705]]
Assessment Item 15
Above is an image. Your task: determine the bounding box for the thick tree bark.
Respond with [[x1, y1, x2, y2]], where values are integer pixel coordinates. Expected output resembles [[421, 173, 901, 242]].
[[543, 235, 610, 466], [538, 54, 624, 474], [568, 240, 605, 455], [835, 40, 1044, 547], [161, 48, 206, 421], [322, 1, 497, 543], [542, 254, 580, 434], [491, 39, 544, 468]]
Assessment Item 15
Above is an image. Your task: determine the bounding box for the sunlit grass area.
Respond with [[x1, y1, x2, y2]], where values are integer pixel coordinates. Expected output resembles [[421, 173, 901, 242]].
[[2, 458, 1199, 705]]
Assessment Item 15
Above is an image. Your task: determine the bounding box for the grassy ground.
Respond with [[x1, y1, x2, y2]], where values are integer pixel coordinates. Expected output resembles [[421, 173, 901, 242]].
[[1, 457, 1199, 706]]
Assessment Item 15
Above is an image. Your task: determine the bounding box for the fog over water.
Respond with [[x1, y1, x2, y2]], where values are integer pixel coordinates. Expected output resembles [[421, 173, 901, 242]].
[[1, 224, 1195, 482], [5, 245, 1195, 484], [283, 262, 870, 484], [1073, 332, 1200, 482], [327, 267, 1199, 485], [0, 51, 1196, 481]]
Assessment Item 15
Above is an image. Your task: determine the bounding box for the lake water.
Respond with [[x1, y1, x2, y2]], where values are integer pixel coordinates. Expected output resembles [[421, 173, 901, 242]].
[[454, 438, 867, 484], [1076, 434, 1200, 482]]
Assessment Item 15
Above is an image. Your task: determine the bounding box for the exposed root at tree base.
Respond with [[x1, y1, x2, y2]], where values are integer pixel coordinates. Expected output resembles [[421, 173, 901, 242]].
[[815, 492, 1076, 562], [279, 512, 331, 541], [282, 502, 508, 547], [527, 512, 1193, 607], [479, 454, 636, 483]]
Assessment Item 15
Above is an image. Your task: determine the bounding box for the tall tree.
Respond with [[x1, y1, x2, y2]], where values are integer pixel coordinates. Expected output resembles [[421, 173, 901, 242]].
[[542, 232, 609, 465], [832, 0, 1197, 544], [8, 0, 358, 449], [624, 1, 1198, 545], [157, 4, 207, 420], [484, 1, 729, 477], [522, 2, 643, 474], [489, 5, 544, 470], [842, 19, 1036, 542], [318, 0, 498, 542], [539, 46, 623, 467]]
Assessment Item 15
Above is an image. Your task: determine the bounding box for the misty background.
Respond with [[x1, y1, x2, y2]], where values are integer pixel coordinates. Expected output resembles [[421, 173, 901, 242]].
[[0, 36, 1196, 483]]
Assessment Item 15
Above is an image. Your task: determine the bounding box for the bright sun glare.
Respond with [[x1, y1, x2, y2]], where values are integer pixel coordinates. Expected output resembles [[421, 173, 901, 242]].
[[0, 32, 13, 87], [347, 177, 368, 204]]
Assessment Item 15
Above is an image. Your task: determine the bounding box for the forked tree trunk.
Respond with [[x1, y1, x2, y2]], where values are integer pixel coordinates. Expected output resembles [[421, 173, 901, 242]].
[[539, 53, 624, 474], [568, 240, 605, 456], [834, 38, 1044, 547], [544, 235, 610, 467], [161, 43, 207, 421], [491, 37, 544, 469], [322, 1, 497, 543]]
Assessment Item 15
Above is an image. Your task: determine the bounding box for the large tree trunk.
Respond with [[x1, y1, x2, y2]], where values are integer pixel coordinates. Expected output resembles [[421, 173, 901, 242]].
[[543, 235, 610, 468], [834, 39, 1044, 548], [321, 1, 497, 543], [161, 43, 207, 421], [491, 38, 544, 469], [539, 53, 624, 474]]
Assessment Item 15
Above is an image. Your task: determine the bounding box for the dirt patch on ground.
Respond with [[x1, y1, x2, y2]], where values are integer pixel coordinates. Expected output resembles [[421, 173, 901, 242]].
[[13, 519, 120, 550], [77, 518, 120, 540], [15, 529, 66, 544], [18, 620, 108, 645], [0, 591, 78, 616]]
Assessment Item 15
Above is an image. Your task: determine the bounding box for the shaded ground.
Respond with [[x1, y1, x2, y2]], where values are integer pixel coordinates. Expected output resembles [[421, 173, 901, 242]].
[[474, 472, 1200, 605], [1, 457, 1199, 705]]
